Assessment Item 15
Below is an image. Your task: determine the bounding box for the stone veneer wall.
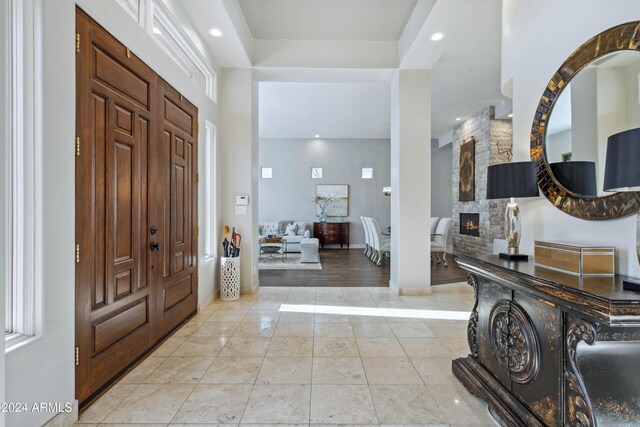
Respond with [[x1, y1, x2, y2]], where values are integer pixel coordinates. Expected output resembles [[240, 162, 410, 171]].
[[452, 107, 513, 256]]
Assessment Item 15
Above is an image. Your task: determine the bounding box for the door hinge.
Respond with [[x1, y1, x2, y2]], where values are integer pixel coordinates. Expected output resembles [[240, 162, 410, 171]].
[[195, 121, 199, 133], [75, 244, 80, 263], [76, 33, 80, 53], [195, 277, 199, 288], [76, 137, 80, 156], [195, 226, 200, 237], [195, 173, 200, 184], [75, 347, 79, 366]]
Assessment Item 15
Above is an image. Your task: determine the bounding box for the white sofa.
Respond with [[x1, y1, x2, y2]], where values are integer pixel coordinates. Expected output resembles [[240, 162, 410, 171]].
[[258, 221, 312, 253]]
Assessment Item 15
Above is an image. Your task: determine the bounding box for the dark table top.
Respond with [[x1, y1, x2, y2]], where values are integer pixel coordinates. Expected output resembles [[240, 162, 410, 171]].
[[456, 255, 640, 324]]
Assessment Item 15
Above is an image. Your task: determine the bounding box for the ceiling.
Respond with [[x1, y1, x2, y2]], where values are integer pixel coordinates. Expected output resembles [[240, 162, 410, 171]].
[[415, 0, 507, 136], [173, 0, 507, 140], [259, 82, 390, 139], [237, 0, 418, 41]]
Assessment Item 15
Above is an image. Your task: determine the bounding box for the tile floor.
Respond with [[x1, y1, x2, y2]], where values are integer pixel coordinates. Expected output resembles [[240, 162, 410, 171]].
[[75, 283, 498, 427]]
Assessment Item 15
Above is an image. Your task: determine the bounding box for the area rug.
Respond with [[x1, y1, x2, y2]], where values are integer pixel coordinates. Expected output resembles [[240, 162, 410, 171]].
[[258, 253, 322, 270]]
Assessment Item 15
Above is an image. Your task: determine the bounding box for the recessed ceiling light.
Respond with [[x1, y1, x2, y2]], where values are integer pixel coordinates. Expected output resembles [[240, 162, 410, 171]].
[[429, 32, 446, 41], [455, 117, 462, 121], [314, 134, 320, 138], [152, 27, 162, 35], [209, 28, 224, 38], [507, 113, 514, 118]]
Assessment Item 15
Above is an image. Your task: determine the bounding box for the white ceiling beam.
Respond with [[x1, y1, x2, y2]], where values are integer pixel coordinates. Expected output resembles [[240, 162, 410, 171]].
[[398, 0, 438, 64], [399, 0, 446, 69], [221, 0, 254, 64], [254, 68, 398, 83], [253, 40, 399, 69]]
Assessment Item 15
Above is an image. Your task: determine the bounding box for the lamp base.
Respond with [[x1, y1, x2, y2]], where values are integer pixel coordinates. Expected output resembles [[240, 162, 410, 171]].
[[498, 252, 529, 261], [623, 280, 640, 293]]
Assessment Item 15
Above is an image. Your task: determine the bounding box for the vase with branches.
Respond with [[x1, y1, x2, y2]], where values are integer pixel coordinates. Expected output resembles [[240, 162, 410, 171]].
[[310, 195, 335, 223]]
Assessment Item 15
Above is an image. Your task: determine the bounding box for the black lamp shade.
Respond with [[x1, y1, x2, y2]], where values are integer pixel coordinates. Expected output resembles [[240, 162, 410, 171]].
[[604, 127, 640, 192], [550, 161, 597, 197], [486, 161, 539, 199]]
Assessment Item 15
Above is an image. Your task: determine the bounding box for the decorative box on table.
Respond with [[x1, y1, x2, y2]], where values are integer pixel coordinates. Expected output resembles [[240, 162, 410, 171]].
[[534, 240, 615, 276]]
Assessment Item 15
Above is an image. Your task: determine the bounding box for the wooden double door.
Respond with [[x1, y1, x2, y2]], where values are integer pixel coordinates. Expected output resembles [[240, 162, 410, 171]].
[[75, 9, 198, 405]]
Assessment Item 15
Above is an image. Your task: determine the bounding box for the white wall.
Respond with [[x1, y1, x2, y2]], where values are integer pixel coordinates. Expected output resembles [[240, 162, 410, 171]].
[[624, 60, 640, 129], [546, 129, 571, 163], [502, 0, 640, 276], [259, 138, 391, 245], [220, 68, 259, 294], [4, 1, 76, 425], [1, 1, 222, 424], [390, 70, 431, 294], [596, 66, 627, 194], [0, 0, 7, 424], [570, 69, 598, 164], [431, 139, 452, 218]]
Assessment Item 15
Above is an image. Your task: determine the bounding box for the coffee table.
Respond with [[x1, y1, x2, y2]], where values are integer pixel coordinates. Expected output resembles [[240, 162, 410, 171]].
[[259, 236, 287, 261]]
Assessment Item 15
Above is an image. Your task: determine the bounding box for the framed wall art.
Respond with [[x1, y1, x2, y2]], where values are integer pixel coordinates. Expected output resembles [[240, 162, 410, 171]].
[[459, 137, 476, 202], [316, 184, 349, 217]]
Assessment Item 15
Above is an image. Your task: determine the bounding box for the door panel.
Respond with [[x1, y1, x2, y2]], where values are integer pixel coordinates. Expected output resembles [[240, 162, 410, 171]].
[[154, 80, 198, 335], [76, 10, 154, 403], [76, 8, 198, 405]]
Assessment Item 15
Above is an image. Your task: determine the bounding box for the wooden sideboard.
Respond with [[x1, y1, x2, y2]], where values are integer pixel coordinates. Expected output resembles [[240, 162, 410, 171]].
[[313, 222, 349, 249], [453, 255, 640, 426]]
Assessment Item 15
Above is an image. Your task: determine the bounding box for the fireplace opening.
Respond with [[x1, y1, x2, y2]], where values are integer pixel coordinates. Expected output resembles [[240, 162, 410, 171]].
[[460, 213, 480, 237]]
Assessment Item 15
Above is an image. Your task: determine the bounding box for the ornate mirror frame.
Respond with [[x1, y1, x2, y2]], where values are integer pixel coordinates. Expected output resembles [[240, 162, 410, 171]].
[[530, 21, 640, 220]]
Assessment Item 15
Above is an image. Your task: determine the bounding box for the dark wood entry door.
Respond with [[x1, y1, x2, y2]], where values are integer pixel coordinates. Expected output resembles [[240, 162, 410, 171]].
[[75, 9, 198, 405], [154, 80, 198, 335]]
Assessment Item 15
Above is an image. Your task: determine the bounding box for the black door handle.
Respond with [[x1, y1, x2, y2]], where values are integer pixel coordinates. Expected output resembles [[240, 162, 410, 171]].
[[150, 242, 160, 251]]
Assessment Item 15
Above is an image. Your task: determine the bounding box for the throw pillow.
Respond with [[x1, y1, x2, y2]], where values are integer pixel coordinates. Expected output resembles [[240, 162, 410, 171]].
[[295, 222, 307, 236], [285, 223, 297, 236], [278, 220, 292, 235]]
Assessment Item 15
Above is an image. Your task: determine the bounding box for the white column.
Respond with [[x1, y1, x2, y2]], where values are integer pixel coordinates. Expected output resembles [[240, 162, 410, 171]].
[[390, 70, 431, 295], [220, 68, 260, 294]]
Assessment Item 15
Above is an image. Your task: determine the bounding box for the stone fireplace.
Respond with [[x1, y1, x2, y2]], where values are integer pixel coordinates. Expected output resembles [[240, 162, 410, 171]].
[[460, 213, 480, 237], [452, 106, 512, 256]]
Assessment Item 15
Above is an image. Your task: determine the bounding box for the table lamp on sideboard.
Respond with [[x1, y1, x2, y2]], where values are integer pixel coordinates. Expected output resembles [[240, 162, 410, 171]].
[[603, 127, 640, 292], [486, 161, 539, 261]]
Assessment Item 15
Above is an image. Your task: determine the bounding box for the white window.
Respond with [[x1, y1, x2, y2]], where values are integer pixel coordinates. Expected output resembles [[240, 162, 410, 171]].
[[4, 0, 42, 346], [151, 1, 217, 101], [204, 121, 217, 260], [114, 0, 139, 22], [362, 168, 373, 179], [261, 168, 273, 179], [113, 0, 218, 102]]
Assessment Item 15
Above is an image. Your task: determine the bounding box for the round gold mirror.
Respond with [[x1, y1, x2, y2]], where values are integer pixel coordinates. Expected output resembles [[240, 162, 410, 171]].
[[531, 21, 640, 220]]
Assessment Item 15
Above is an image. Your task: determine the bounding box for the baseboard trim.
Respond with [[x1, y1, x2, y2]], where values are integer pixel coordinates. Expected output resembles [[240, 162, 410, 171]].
[[198, 291, 215, 313], [42, 400, 78, 427], [388, 280, 432, 295], [397, 287, 433, 296]]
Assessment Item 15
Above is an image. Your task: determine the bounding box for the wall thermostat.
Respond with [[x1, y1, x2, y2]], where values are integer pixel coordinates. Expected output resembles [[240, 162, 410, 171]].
[[236, 195, 249, 205]]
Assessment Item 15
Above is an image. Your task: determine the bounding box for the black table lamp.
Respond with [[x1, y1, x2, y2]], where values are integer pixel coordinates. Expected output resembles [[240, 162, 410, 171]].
[[550, 161, 597, 197], [486, 161, 539, 261], [603, 127, 640, 292]]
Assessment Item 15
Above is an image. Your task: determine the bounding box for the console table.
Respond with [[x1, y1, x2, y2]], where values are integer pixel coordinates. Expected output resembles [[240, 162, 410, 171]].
[[453, 255, 640, 426], [313, 222, 349, 249]]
